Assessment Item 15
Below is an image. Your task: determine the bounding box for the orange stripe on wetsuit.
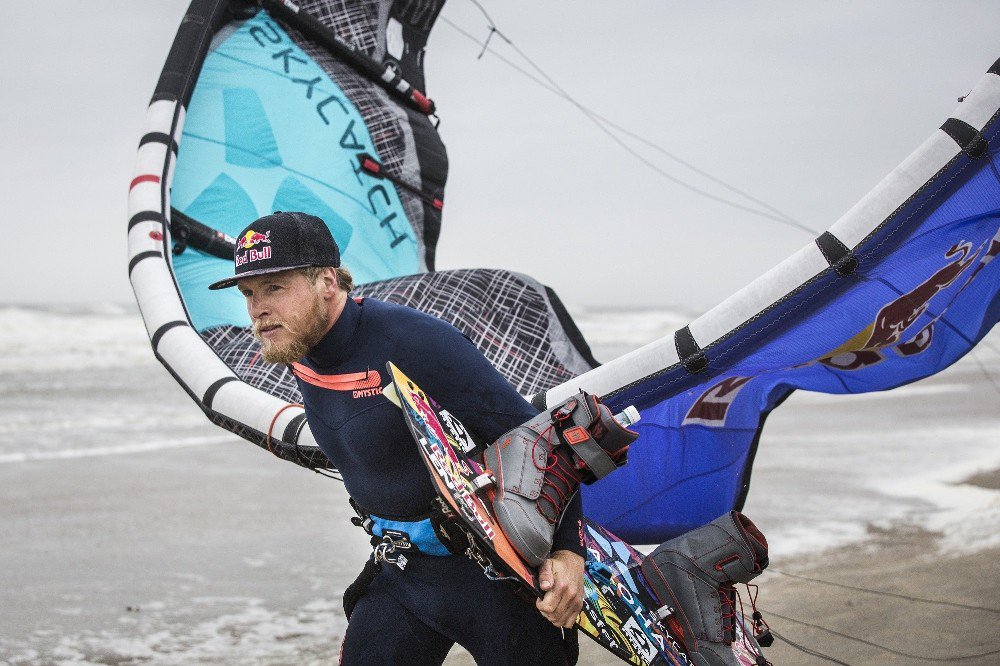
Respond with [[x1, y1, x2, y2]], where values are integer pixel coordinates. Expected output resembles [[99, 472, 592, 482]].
[[291, 363, 382, 391]]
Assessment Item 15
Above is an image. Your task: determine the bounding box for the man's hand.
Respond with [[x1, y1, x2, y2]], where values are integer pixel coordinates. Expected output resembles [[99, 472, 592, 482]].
[[535, 549, 585, 628]]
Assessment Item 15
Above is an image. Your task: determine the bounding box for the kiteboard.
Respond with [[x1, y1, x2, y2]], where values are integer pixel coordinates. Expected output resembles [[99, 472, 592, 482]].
[[385, 361, 763, 666]]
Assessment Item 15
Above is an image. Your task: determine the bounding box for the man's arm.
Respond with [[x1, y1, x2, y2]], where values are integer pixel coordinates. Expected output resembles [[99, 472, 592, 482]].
[[538, 490, 585, 627], [552, 490, 584, 556]]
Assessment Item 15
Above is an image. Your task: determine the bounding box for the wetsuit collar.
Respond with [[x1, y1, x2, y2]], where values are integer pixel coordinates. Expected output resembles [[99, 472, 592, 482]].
[[306, 296, 362, 368]]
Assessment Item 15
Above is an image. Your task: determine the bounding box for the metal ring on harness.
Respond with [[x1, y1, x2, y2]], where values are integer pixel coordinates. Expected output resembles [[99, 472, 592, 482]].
[[373, 530, 416, 570]]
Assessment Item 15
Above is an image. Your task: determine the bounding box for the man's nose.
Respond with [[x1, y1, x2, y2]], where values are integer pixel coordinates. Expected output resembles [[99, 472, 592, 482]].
[[248, 294, 269, 319]]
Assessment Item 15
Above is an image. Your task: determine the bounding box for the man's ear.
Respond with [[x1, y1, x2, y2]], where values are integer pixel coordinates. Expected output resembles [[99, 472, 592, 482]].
[[319, 267, 339, 297]]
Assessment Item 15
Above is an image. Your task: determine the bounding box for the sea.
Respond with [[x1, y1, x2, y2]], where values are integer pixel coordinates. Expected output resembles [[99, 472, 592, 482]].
[[1, 303, 997, 664]]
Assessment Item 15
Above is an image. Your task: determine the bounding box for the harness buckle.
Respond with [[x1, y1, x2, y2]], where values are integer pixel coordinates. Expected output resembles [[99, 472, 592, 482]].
[[373, 529, 415, 570], [349, 497, 375, 535]]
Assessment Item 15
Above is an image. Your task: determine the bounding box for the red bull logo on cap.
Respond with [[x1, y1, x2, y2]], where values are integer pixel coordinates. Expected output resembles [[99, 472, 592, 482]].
[[235, 229, 273, 268], [235, 245, 272, 267], [239, 229, 271, 249]]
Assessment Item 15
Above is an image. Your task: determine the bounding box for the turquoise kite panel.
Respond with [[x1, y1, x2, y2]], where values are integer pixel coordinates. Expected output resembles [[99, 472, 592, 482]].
[[171, 9, 418, 331]]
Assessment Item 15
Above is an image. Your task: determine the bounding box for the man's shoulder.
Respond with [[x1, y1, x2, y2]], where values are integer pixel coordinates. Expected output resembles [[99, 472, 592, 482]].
[[361, 297, 459, 334]]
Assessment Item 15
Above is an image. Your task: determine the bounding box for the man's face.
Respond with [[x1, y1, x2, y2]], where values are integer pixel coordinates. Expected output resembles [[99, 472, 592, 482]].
[[237, 270, 332, 364]]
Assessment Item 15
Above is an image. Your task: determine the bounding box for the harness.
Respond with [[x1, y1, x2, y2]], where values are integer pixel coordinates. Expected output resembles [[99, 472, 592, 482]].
[[349, 497, 517, 583], [350, 497, 463, 569]]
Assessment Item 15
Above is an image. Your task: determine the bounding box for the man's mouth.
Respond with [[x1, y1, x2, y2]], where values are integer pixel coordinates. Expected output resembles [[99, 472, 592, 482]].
[[256, 323, 283, 339]]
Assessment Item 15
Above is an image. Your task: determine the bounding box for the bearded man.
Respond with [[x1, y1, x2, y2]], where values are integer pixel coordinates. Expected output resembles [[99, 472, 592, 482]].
[[208, 211, 585, 665]]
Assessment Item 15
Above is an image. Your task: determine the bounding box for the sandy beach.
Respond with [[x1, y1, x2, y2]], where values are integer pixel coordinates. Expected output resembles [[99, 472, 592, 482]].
[[1, 306, 997, 664], [478, 474, 1000, 665], [5, 443, 996, 665]]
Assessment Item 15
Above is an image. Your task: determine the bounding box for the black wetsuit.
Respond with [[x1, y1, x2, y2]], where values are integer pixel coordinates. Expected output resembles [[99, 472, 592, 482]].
[[293, 296, 582, 665]]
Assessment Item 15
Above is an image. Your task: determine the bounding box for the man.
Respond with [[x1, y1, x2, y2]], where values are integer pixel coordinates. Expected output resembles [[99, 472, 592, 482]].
[[209, 211, 585, 665]]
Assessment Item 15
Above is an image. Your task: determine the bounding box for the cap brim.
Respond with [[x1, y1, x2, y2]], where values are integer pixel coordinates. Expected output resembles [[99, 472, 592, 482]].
[[207, 264, 315, 290]]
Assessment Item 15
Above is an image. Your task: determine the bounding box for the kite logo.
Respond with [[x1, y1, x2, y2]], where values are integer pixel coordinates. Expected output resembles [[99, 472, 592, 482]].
[[239, 229, 271, 249], [863, 241, 975, 350], [246, 13, 411, 255], [683, 376, 753, 427], [816, 237, 990, 371]]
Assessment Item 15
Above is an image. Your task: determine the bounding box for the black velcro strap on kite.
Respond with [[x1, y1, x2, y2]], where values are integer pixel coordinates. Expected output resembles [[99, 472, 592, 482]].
[[282, 413, 308, 445], [151, 320, 187, 351], [260, 0, 435, 115], [941, 118, 988, 159], [128, 250, 162, 276], [202, 376, 238, 409], [675, 325, 708, 374], [815, 231, 858, 277], [990, 58, 1000, 77], [139, 131, 179, 154], [128, 210, 165, 231], [357, 153, 444, 210]]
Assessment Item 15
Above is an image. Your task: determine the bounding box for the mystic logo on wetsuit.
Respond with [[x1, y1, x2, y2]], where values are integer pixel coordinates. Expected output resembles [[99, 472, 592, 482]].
[[292, 364, 384, 399]]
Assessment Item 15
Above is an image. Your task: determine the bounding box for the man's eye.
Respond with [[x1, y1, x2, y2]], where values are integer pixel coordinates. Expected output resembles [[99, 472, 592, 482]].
[[267, 284, 281, 292]]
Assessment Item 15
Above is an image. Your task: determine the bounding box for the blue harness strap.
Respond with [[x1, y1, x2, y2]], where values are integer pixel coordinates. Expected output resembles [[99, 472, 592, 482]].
[[370, 515, 452, 557], [350, 497, 455, 561]]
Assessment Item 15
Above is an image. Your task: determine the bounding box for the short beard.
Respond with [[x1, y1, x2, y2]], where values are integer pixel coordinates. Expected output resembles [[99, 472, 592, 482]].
[[254, 292, 330, 364]]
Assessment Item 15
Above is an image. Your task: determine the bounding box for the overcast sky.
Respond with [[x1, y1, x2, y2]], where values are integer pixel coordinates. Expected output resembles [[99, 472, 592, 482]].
[[3, 2, 1000, 311]]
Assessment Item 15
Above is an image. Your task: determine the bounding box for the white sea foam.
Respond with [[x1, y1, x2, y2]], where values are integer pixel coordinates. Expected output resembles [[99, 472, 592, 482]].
[[569, 306, 692, 360], [0, 305, 154, 373], [0, 434, 232, 464], [752, 427, 1000, 558], [883, 444, 1000, 555], [2, 597, 345, 665]]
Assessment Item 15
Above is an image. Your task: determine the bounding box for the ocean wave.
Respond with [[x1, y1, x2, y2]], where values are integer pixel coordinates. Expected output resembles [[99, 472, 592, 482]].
[[0, 305, 154, 373]]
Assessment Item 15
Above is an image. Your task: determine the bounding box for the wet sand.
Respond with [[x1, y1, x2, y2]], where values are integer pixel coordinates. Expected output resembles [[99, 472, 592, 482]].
[[459, 505, 1000, 665]]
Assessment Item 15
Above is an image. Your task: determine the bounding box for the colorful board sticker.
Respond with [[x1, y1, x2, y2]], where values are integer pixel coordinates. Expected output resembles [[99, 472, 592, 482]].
[[387, 362, 539, 590]]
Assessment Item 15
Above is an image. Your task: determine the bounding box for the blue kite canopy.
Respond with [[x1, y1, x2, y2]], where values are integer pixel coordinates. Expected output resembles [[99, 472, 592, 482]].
[[129, 0, 998, 545], [548, 67, 1000, 542]]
